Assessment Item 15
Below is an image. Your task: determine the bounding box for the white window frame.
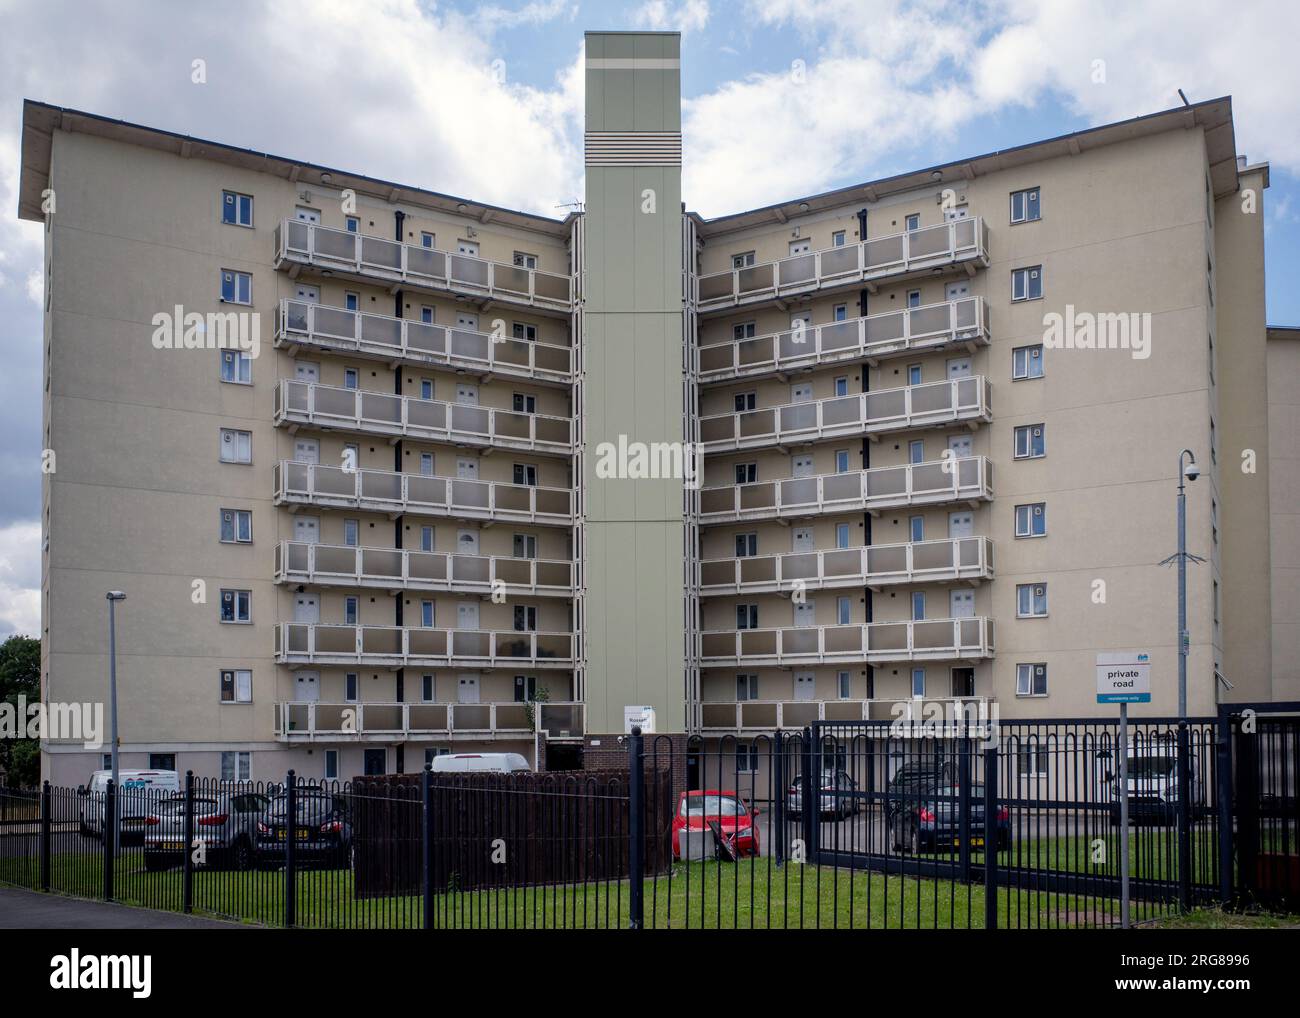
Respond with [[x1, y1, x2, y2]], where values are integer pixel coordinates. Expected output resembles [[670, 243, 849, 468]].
[[1014, 502, 1046, 539], [1012, 344, 1044, 380], [220, 349, 252, 385], [220, 589, 252, 624], [732, 321, 757, 341], [736, 673, 759, 701], [220, 508, 253, 544], [735, 742, 760, 773], [220, 668, 252, 704], [219, 428, 252, 464], [1013, 424, 1045, 460], [324, 750, 339, 780], [732, 251, 756, 269], [837, 670, 852, 699], [221, 751, 252, 782], [345, 673, 359, 702], [1016, 583, 1048, 618], [219, 269, 252, 305], [1011, 266, 1043, 302], [221, 190, 254, 228], [1016, 663, 1048, 697], [1010, 187, 1041, 224]]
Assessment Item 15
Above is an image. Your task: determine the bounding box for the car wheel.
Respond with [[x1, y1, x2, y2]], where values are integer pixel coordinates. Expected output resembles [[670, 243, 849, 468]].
[[908, 825, 920, 855]]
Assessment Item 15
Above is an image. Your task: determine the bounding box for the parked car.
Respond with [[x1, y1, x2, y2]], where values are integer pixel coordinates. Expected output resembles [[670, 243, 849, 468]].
[[888, 783, 1009, 854], [255, 788, 352, 867], [671, 790, 760, 860], [786, 769, 861, 820], [78, 770, 180, 845], [884, 758, 957, 828], [142, 791, 269, 871], [429, 752, 531, 774]]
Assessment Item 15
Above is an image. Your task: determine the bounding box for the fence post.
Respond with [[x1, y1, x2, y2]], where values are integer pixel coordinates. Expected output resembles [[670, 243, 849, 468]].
[[284, 771, 297, 928], [422, 765, 433, 931], [1176, 720, 1192, 912], [627, 725, 644, 930], [983, 748, 997, 929], [957, 738, 972, 884], [39, 781, 51, 892], [1215, 709, 1235, 906], [182, 770, 195, 914], [102, 779, 115, 902], [773, 730, 786, 868], [801, 727, 817, 862]]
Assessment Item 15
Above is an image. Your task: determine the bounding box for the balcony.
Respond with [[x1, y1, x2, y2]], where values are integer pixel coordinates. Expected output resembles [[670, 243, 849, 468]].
[[698, 456, 992, 524], [275, 541, 575, 597], [695, 218, 989, 313], [274, 461, 575, 527], [697, 297, 989, 384], [696, 696, 992, 734], [275, 623, 575, 669], [700, 377, 989, 453], [275, 221, 574, 312], [274, 380, 575, 456], [275, 300, 574, 385], [275, 700, 586, 742], [698, 617, 994, 666], [698, 536, 994, 595]]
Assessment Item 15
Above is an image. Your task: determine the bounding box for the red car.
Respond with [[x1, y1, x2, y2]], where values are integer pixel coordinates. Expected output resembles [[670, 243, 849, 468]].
[[671, 790, 760, 859]]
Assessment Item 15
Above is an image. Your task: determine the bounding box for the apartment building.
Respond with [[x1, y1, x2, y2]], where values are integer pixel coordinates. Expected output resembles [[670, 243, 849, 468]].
[[21, 31, 1286, 786]]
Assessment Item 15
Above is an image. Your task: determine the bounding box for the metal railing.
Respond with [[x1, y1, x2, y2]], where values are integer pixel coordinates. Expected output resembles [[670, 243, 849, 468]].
[[275, 221, 574, 311], [274, 541, 575, 596], [699, 376, 990, 452], [274, 380, 574, 455], [696, 696, 991, 732], [698, 536, 994, 594], [273, 460, 575, 526], [697, 297, 989, 382], [276, 299, 574, 382], [698, 455, 993, 523], [696, 217, 989, 311], [275, 623, 575, 668], [274, 700, 586, 740], [698, 617, 995, 665]]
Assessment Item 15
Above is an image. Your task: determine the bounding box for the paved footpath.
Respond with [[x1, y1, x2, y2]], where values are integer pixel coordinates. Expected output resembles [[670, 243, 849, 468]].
[[0, 886, 250, 929]]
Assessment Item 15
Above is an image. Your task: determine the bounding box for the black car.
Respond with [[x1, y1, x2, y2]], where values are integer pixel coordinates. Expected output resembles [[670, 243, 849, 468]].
[[255, 789, 352, 868], [888, 783, 1010, 854], [884, 758, 956, 827], [785, 769, 860, 820]]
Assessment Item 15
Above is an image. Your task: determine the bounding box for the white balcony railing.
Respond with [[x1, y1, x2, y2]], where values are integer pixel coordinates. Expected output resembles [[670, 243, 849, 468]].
[[698, 536, 994, 595], [698, 456, 992, 524], [275, 623, 575, 669], [274, 380, 575, 455], [275, 700, 586, 742], [696, 696, 991, 733], [695, 217, 989, 312], [275, 221, 574, 311], [698, 617, 994, 666], [697, 297, 989, 383], [275, 541, 575, 597], [699, 376, 990, 452], [276, 300, 574, 383], [273, 460, 575, 527]]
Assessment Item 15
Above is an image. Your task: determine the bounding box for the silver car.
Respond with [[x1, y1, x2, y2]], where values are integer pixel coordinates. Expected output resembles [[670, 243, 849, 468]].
[[143, 791, 269, 871], [786, 769, 861, 820]]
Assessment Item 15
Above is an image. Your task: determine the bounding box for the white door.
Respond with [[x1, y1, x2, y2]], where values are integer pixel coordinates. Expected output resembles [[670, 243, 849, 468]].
[[457, 602, 480, 629], [457, 529, 479, 555], [945, 281, 970, 302], [456, 674, 480, 703], [794, 600, 817, 627], [294, 438, 320, 464], [790, 382, 814, 403], [457, 240, 480, 258], [294, 516, 320, 545], [950, 589, 975, 618], [948, 511, 974, 538], [295, 207, 321, 224], [945, 357, 972, 379], [456, 457, 479, 480], [295, 361, 320, 383], [295, 284, 320, 304], [792, 527, 815, 553], [790, 312, 813, 335], [789, 239, 811, 256], [944, 205, 970, 221], [947, 434, 972, 459], [456, 312, 479, 331], [294, 594, 319, 623], [793, 672, 816, 701], [792, 454, 815, 478], [456, 383, 479, 406], [295, 671, 320, 703]]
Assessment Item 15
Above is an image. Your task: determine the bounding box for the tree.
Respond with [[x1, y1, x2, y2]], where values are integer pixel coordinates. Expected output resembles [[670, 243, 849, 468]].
[[0, 635, 41, 787]]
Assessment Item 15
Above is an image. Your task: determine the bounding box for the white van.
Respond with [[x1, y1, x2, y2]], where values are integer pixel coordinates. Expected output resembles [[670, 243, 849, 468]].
[[429, 753, 531, 774], [79, 769, 181, 842]]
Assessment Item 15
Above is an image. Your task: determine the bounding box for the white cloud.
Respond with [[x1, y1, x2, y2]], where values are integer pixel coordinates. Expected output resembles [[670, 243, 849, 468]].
[[0, 520, 40, 639], [634, 0, 710, 33]]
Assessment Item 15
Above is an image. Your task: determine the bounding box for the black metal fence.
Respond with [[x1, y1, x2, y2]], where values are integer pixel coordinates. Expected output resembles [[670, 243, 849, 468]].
[[1, 707, 1296, 928]]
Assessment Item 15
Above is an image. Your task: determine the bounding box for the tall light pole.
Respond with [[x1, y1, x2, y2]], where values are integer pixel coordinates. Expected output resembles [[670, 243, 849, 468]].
[[106, 590, 126, 854], [1174, 451, 1199, 718]]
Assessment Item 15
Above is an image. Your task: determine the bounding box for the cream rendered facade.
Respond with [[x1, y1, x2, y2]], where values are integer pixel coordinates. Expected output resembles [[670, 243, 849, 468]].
[[20, 67, 1284, 785]]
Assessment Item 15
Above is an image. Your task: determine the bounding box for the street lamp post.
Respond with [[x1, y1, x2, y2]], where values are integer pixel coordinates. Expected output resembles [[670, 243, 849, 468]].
[[1174, 450, 1199, 719], [106, 590, 126, 855]]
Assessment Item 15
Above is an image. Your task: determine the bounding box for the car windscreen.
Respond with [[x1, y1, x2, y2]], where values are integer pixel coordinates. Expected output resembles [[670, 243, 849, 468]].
[[1126, 757, 1174, 779], [156, 798, 220, 817], [267, 794, 336, 820], [680, 795, 747, 817]]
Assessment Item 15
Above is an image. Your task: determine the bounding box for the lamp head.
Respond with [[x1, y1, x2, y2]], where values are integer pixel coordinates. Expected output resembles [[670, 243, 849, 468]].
[[106, 591, 127, 601]]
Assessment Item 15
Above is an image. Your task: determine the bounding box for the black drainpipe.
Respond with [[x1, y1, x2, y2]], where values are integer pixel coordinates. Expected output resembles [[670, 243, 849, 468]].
[[394, 209, 406, 242], [390, 222, 405, 707], [861, 308, 873, 698], [856, 207, 868, 244]]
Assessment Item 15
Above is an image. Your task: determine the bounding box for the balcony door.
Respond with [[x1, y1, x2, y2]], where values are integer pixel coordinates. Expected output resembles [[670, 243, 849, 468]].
[[945, 357, 972, 379], [792, 454, 815, 478], [945, 281, 970, 302], [949, 589, 975, 618], [947, 434, 972, 459], [793, 672, 816, 701], [294, 361, 320, 383], [457, 529, 479, 555], [293, 516, 320, 545], [794, 600, 816, 627], [293, 594, 319, 624], [790, 381, 814, 403], [293, 438, 319, 465], [294, 671, 320, 703], [456, 457, 479, 480], [457, 674, 480, 703], [456, 312, 479, 331], [456, 383, 479, 406], [792, 527, 814, 553], [951, 667, 975, 698], [948, 511, 973, 538], [457, 602, 480, 629], [295, 283, 320, 304]]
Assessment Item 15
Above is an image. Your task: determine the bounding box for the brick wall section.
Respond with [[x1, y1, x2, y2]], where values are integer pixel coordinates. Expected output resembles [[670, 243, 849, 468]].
[[581, 731, 689, 815]]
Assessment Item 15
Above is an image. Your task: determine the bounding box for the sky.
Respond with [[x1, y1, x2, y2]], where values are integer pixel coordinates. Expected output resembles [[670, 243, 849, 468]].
[[0, 0, 1297, 638]]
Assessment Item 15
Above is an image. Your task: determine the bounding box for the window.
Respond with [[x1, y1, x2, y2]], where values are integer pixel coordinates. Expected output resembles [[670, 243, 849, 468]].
[[512, 322, 537, 341], [832, 230, 846, 246], [907, 364, 922, 385], [221, 191, 254, 227], [422, 674, 435, 702], [421, 526, 434, 552], [344, 597, 358, 625], [1016, 583, 1048, 618], [513, 463, 538, 486], [220, 668, 252, 704], [1013, 424, 1045, 459], [514, 605, 538, 633], [345, 216, 359, 234], [911, 592, 925, 621], [835, 450, 850, 473], [735, 533, 758, 557], [905, 213, 920, 231], [344, 368, 359, 390], [421, 307, 434, 325], [907, 289, 921, 309], [736, 674, 759, 701], [734, 392, 756, 412], [1016, 663, 1048, 697], [833, 303, 848, 322], [419, 379, 434, 400], [513, 251, 538, 269], [1011, 266, 1043, 302], [220, 350, 252, 384], [1012, 344, 1044, 380], [736, 743, 760, 773], [345, 292, 360, 312], [220, 269, 252, 305], [1018, 746, 1048, 778], [344, 519, 359, 547], [1014, 502, 1046, 538], [221, 751, 251, 782], [1010, 187, 1041, 224], [220, 509, 253, 544], [421, 232, 435, 248], [149, 753, 176, 771], [732, 251, 756, 269], [219, 428, 252, 463], [736, 604, 758, 630], [425, 748, 450, 768], [421, 601, 435, 628], [732, 321, 757, 341], [735, 462, 757, 484], [837, 671, 851, 699], [325, 750, 339, 780], [513, 533, 538, 559], [836, 597, 852, 625], [513, 393, 536, 414], [220, 589, 251, 623], [910, 515, 924, 542], [835, 523, 850, 549], [420, 452, 434, 476], [345, 673, 358, 702], [834, 376, 849, 397], [911, 668, 926, 697], [909, 440, 925, 464]]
